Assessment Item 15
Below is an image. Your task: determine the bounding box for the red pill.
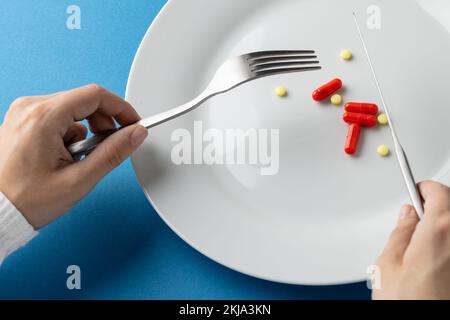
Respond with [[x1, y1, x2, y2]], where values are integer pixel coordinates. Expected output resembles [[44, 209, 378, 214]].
[[345, 102, 379, 115], [343, 112, 377, 127], [345, 124, 361, 155], [312, 78, 342, 101]]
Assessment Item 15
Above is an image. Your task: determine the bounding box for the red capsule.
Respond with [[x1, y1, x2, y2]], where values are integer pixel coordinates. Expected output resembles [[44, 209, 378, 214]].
[[345, 102, 379, 115], [345, 124, 361, 155], [343, 112, 377, 127], [312, 78, 342, 101]]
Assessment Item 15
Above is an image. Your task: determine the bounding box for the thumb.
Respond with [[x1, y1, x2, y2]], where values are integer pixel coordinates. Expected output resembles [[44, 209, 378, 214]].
[[378, 205, 420, 267], [72, 124, 148, 189]]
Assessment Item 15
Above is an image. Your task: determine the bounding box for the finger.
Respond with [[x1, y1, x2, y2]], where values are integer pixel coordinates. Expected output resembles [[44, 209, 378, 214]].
[[87, 113, 116, 133], [51, 84, 140, 126], [419, 181, 450, 216], [378, 205, 420, 266], [63, 123, 88, 145], [67, 125, 148, 191]]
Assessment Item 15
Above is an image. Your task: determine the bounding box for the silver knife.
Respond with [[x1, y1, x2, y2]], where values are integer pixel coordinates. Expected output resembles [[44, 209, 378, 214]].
[[353, 12, 424, 218]]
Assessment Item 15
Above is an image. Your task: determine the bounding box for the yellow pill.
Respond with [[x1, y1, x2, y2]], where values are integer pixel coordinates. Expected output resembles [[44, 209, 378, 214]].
[[340, 49, 353, 61], [330, 94, 343, 105], [378, 113, 389, 125], [275, 86, 287, 97], [377, 145, 390, 157]]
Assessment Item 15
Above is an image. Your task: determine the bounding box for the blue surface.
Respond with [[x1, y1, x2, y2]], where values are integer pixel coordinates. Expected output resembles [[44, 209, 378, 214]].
[[0, 0, 370, 299]]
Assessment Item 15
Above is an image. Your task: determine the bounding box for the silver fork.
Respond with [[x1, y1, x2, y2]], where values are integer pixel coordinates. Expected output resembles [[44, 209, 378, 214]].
[[68, 50, 321, 158]]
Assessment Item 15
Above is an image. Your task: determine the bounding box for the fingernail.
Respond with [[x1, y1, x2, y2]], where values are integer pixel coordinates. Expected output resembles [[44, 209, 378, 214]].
[[399, 205, 411, 221], [131, 126, 148, 147]]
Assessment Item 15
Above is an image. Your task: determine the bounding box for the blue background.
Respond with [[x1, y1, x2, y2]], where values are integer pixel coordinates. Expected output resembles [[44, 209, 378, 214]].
[[0, 0, 370, 299]]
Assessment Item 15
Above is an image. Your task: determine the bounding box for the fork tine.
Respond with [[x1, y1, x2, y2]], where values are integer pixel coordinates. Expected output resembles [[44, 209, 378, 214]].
[[254, 66, 322, 77], [247, 49, 322, 77], [247, 50, 315, 60], [251, 60, 320, 72], [249, 55, 318, 66]]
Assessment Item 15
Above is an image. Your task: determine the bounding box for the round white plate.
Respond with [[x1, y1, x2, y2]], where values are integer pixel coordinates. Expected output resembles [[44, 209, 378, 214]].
[[127, 0, 450, 285]]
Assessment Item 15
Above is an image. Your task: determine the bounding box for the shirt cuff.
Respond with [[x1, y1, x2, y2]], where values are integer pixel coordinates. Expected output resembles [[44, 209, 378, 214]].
[[0, 192, 38, 264]]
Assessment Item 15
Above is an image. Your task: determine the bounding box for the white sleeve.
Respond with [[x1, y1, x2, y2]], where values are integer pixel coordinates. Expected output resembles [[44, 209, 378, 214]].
[[0, 192, 38, 264]]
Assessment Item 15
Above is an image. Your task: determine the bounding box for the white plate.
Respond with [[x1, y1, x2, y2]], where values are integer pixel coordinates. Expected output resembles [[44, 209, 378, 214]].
[[127, 0, 450, 285]]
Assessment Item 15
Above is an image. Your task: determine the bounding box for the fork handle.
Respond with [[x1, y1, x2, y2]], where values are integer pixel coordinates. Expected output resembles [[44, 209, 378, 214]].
[[67, 129, 118, 160], [67, 91, 215, 159]]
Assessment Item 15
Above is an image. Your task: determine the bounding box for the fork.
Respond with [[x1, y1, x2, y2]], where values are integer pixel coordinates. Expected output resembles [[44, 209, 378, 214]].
[[68, 50, 321, 158]]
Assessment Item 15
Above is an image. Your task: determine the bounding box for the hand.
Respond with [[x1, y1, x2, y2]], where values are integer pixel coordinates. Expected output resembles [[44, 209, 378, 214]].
[[373, 181, 450, 300], [0, 84, 148, 229]]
